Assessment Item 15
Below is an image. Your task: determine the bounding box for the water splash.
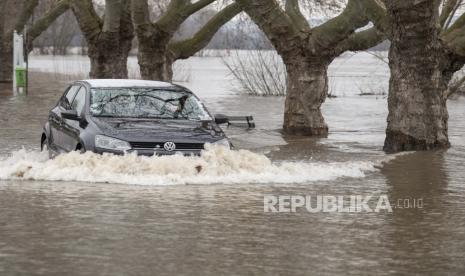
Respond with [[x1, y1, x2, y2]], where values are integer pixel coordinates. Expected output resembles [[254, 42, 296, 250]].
[[0, 145, 380, 186]]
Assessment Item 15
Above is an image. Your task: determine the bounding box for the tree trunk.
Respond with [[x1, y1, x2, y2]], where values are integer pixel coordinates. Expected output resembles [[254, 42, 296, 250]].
[[0, 8, 6, 83], [138, 46, 173, 82], [0, 5, 10, 82], [87, 34, 132, 79], [283, 57, 329, 137], [384, 0, 450, 153], [0, 38, 13, 83]]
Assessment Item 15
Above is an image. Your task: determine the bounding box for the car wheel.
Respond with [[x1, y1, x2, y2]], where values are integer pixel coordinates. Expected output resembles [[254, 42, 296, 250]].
[[41, 137, 48, 152], [41, 137, 52, 159], [77, 144, 86, 154]]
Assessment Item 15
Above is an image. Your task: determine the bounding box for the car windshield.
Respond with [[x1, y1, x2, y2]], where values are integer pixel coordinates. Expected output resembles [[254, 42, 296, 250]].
[[90, 88, 211, 120]]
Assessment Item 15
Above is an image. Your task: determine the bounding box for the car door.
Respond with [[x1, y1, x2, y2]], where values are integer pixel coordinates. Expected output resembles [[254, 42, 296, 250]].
[[49, 85, 80, 152], [61, 86, 87, 152]]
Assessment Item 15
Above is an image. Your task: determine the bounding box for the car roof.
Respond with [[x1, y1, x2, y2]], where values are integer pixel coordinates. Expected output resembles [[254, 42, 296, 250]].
[[80, 79, 177, 89]]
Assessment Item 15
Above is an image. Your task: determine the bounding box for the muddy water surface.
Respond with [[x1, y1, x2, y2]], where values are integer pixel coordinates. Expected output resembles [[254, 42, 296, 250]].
[[0, 54, 465, 275]]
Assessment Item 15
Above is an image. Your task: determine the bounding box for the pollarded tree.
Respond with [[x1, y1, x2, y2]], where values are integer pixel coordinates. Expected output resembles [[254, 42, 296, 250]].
[[70, 0, 134, 79], [0, 0, 69, 83], [357, 0, 465, 152], [131, 0, 242, 81], [234, 0, 385, 136]]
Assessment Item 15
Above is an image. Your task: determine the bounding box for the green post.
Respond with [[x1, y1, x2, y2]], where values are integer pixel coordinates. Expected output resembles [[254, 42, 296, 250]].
[[15, 67, 27, 88]]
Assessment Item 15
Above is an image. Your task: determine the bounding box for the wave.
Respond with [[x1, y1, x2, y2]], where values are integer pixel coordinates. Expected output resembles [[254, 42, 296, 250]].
[[0, 145, 380, 186]]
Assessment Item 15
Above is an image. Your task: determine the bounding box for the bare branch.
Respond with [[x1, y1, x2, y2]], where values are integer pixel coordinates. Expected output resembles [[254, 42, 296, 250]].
[[443, 30, 465, 56], [447, 74, 465, 97], [444, 0, 463, 30], [234, 0, 301, 55], [333, 27, 385, 56], [156, 0, 215, 34], [120, 0, 134, 40], [285, 0, 310, 32], [155, 0, 188, 28], [103, 0, 123, 33], [71, 0, 103, 42], [185, 0, 217, 16], [440, 0, 458, 28], [355, 0, 391, 37], [223, 50, 287, 96], [27, 0, 71, 44], [170, 2, 242, 59], [132, 0, 155, 40], [441, 6, 465, 56], [311, 0, 370, 50], [14, 0, 39, 33], [443, 4, 465, 36]]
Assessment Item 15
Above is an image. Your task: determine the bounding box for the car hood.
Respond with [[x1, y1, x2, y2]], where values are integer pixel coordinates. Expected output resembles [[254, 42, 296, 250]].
[[91, 117, 225, 143]]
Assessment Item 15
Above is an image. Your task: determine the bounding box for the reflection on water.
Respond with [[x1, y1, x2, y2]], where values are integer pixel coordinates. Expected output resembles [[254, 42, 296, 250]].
[[1, 54, 465, 275], [380, 152, 462, 274]]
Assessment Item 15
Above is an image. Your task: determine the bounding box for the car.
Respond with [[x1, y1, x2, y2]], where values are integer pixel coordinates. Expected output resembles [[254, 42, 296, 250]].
[[40, 79, 234, 157]]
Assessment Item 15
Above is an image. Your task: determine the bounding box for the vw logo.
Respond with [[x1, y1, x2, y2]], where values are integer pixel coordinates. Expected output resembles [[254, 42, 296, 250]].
[[163, 142, 176, 152]]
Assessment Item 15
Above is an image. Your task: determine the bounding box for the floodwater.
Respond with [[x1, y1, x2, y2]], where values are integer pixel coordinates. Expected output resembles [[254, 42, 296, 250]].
[[0, 52, 465, 275]]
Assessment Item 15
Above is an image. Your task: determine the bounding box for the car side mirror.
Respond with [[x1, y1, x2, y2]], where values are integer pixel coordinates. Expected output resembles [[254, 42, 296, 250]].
[[61, 110, 80, 121], [214, 114, 229, 125]]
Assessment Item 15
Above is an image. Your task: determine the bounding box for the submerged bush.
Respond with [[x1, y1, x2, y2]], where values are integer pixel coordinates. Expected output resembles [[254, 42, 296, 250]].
[[223, 50, 287, 96]]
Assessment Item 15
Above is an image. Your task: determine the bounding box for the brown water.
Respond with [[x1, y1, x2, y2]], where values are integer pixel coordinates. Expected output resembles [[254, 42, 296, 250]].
[[1, 67, 465, 275]]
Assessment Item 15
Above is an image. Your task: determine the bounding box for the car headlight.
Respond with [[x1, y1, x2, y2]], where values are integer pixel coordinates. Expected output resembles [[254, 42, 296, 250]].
[[95, 135, 131, 151], [213, 138, 231, 148]]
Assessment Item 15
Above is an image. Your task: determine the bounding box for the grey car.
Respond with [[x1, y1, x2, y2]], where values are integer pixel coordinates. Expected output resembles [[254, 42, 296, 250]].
[[41, 79, 231, 156]]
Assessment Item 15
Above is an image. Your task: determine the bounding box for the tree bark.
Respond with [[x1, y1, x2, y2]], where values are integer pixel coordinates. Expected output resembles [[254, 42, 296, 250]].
[[0, 0, 6, 82], [71, 0, 133, 79], [0, 21, 13, 83], [0, 40, 13, 83], [0, 0, 69, 83], [140, 54, 174, 81], [383, 0, 451, 153], [283, 57, 330, 136], [87, 33, 133, 79], [138, 49, 174, 81], [132, 0, 241, 82], [235, 0, 385, 137], [358, 0, 465, 152], [137, 32, 174, 81]]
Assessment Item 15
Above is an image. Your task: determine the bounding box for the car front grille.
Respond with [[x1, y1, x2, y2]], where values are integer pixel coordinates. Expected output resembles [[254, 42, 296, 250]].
[[129, 141, 205, 150]]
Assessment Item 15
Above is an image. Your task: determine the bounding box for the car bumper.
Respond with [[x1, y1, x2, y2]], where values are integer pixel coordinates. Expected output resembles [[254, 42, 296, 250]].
[[94, 148, 202, 156]]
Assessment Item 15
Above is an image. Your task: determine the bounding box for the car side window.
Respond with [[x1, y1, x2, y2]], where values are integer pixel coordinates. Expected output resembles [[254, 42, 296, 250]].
[[61, 86, 80, 109], [71, 87, 86, 115]]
